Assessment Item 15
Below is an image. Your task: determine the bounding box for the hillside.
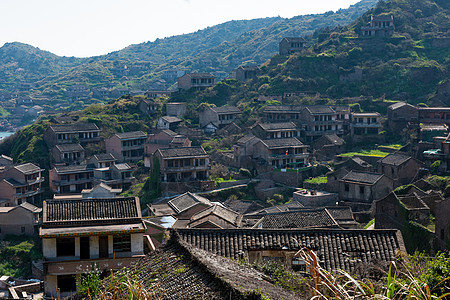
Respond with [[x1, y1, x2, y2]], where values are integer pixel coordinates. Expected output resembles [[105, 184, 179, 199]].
[[257, 0, 450, 103], [0, 0, 377, 126]]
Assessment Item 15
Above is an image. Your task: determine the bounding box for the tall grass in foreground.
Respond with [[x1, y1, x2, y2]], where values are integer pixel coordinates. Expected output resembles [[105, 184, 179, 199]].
[[296, 248, 450, 300]]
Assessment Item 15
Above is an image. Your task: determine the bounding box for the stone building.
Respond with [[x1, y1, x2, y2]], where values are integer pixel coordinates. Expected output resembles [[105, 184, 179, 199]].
[[44, 123, 101, 147], [339, 171, 393, 203], [40, 197, 145, 298], [177, 73, 215, 91], [387, 102, 418, 131], [233, 65, 261, 81], [154, 147, 210, 182], [361, 15, 394, 37], [51, 143, 85, 165], [0, 202, 41, 237], [199, 105, 242, 130], [252, 138, 309, 169], [279, 37, 306, 55], [251, 122, 301, 140], [105, 131, 147, 162], [0, 163, 44, 206], [377, 153, 424, 188]]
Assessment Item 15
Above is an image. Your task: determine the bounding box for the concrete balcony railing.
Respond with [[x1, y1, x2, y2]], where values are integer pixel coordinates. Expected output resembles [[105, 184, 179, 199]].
[[52, 178, 93, 186], [163, 165, 210, 172], [14, 188, 43, 198], [43, 255, 145, 275]]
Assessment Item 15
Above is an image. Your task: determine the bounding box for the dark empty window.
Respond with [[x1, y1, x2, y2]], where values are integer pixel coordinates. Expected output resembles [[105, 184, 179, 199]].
[[57, 275, 77, 293], [292, 257, 307, 272], [345, 184, 349, 192], [57, 237, 75, 257], [113, 235, 131, 253], [21, 227, 25, 233], [359, 186, 365, 194], [441, 229, 445, 240]]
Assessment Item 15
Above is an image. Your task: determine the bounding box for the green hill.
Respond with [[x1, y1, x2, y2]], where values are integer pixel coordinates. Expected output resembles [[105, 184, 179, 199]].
[[0, 0, 377, 121]]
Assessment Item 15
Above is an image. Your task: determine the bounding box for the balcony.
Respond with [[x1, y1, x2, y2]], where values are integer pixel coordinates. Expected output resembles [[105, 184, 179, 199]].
[[350, 123, 382, 128], [27, 177, 45, 185], [270, 153, 308, 159], [14, 188, 43, 198], [163, 165, 210, 172], [305, 130, 340, 136], [53, 178, 93, 186], [44, 255, 145, 275]]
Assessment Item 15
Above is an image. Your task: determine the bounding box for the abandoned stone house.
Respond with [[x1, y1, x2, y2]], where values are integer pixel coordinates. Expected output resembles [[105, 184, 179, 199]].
[[301, 106, 343, 142], [233, 135, 260, 168], [148, 192, 213, 219], [387, 101, 418, 131], [361, 14, 394, 37], [418, 107, 450, 125], [153, 147, 210, 182], [0, 202, 41, 237], [377, 153, 424, 188], [186, 204, 242, 229], [252, 138, 309, 169], [51, 143, 85, 165], [263, 105, 303, 122], [177, 73, 215, 91], [164, 102, 186, 118], [350, 112, 382, 138], [339, 171, 393, 203], [156, 115, 182, 130], [105, 131, 147, 162], [44, 123, 101, 147], [144, 129, 191, 167], [251, 122, 301, 140], [279, 37, 307, 55], [233, 65, 261, 81], [138, 98, 159, 115], [199, 105, 242, 130], [312, 134, 345, 160], [40, 197, 145, 298], [375, 192, 431, 230], [0, 163, 45, 206]]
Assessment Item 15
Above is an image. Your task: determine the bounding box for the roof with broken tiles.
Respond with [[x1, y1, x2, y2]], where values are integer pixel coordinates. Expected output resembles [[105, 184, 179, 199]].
[[256, 209, 338, 229], [117, 234, 299, 300], [177, 228, 406, 272], [157, 146, 207, 159]]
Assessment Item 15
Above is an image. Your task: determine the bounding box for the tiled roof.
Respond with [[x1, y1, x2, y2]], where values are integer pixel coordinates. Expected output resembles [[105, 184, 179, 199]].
[[178, 228, 406, 272], [50, 123, 99, 133], [20, 202, 42, 213], [3, 178, 25, 186], [114, 163, 132, 171], [158, 147, 207, 159], [325, 207, 355, 223], [161, 129, 178, 136], [245, 201, 304, 218], [350, 157, 371, 167], [186, 73, 214, 78], [14, 163, 42, 174], [305, 106, 335, 114], [115, 131, 147, 139], [238, 65, 260, 71], [378, 153, 413, 166], [323, 134, 344, 146], [55, 143, 84, 152], [54, 164, 91, 173], [237, 134, 257, 145], [223, 199, 264, 214], [258, 209, 338, 229], [341, 171, 384, 185], [168, 192, 212, 214], [261, 138, 305, 149], [43, 197, 141, 225], [122, 235, 298, 300], [263, 105, 303, 113], [258, 122, 298, 131], [93, 153, 116, 161], [161, 116, 182, 123], [211, 106, 241, 114], [190, 204, 241, 226], [353, 112, 381, 117], [283, 37, 307, 42]]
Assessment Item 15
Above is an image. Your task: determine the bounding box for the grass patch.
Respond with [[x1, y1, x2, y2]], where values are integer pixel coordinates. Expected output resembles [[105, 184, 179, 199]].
[[380, 144, 403, 150], [364, 218, 375, 229], [339, 149, 389, 157], [304, 176, 327, 184]]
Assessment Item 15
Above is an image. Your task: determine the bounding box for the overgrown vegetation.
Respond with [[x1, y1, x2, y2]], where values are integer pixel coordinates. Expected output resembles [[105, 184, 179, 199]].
[[0, 235, 42, 278]]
